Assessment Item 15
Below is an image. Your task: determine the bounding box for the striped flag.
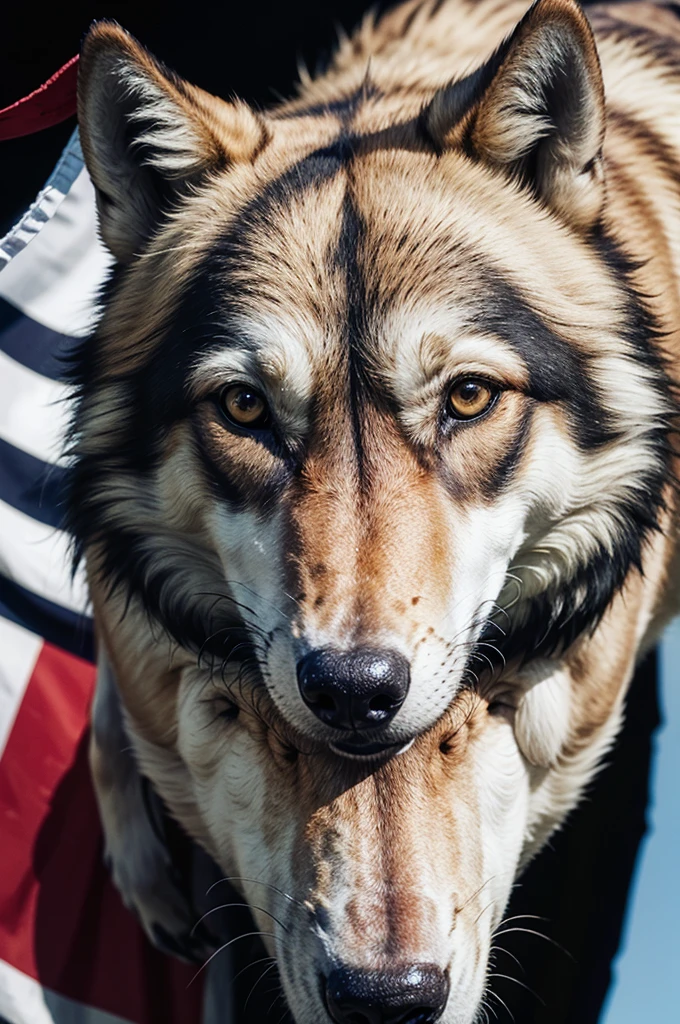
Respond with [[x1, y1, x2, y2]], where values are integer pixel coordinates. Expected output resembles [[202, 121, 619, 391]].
[[0, 126, 208, 1024]]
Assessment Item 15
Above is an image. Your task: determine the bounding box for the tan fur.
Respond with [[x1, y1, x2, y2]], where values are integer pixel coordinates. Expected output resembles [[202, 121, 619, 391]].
[[74, 3, 680, 1021]]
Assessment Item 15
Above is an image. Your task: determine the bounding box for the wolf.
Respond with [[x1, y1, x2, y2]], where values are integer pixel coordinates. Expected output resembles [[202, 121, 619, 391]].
[[69, 1, 680, 1021]]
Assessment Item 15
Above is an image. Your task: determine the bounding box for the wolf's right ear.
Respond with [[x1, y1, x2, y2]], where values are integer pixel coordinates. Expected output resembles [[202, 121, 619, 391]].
[[78, 22, 266, 262]]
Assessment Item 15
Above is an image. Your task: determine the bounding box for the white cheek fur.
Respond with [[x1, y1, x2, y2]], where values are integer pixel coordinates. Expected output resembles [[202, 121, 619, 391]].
[[514, 660, 573, 768]]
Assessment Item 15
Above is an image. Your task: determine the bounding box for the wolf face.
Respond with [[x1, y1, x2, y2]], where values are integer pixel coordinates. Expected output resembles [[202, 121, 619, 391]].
[[75, 0, 680, 1020], [71, 0, 671, 758]]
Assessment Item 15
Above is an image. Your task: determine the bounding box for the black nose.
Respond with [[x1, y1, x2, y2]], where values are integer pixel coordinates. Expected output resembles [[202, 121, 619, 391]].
[[325, 965, 449, 1024], [297, 648, 410, 732]]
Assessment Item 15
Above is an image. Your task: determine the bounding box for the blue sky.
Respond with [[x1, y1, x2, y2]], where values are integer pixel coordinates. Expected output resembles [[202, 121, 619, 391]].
[[600, 619, 680, 1022]]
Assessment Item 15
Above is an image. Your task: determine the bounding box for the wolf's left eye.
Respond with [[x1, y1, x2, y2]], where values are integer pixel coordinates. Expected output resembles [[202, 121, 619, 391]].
[[447, 379, 498, 420], [219, 384, 270, 429]]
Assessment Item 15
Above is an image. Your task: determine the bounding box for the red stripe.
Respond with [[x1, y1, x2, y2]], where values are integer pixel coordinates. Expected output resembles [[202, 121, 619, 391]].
[[0, 57, 78, 142], [0, 641, 203, 1022]]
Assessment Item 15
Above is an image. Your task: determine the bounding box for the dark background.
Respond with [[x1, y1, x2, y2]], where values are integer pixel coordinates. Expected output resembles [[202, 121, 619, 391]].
[[1, 3, 658, 1021], [1, 2, 371, 234]]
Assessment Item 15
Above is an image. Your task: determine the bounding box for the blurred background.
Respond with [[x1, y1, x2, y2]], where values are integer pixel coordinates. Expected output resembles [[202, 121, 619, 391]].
[[2, 2, 679, 1021]]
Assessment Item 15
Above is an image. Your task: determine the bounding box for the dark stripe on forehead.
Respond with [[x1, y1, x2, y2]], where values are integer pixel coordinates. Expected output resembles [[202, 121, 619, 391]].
[[234, 137, 353, 223], [335, 190, 371, 485], [275, 78, 383, 121]]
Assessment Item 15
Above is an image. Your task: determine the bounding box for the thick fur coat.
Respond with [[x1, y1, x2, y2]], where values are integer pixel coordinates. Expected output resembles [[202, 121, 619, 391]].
[[70, 2, 680, 1021]]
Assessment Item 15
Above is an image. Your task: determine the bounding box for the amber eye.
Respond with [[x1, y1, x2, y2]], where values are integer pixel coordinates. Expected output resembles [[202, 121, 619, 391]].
[[219, 384, 269, 428], [447, 378, 498, 420]]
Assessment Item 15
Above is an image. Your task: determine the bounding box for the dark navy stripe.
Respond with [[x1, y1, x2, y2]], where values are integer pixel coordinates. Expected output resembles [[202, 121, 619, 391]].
[[0, 436, 68, 529], [0, 297, 79, 380], [0, 574, 94, 663]]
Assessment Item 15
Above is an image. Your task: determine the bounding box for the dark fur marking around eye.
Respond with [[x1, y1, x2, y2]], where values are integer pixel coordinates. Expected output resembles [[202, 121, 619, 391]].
[[471, 268, 614, 450], [468, 231, 672, 666], [195, 435, 292, 516], [482, 405, 535, 498]]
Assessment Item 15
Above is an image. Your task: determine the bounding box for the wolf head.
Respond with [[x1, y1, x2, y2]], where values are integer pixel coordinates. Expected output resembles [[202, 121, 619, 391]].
[[75, 1, 678, 1020], [72, 0, 670, 758]]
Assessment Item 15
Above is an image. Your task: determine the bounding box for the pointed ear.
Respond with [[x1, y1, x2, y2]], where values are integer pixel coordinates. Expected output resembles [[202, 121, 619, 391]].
[[426, 0, 605, 231], [78, 22, 266, 262]]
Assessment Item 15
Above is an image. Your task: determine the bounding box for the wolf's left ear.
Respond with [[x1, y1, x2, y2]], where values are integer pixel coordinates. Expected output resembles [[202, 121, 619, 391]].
[[78, 22, 266, 262], [426, 0, 605, 231]]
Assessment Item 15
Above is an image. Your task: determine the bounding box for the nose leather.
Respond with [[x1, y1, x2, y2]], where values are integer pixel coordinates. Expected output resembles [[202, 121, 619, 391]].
[[297, 647, 410, 732], [325, 964, 450, 1024]]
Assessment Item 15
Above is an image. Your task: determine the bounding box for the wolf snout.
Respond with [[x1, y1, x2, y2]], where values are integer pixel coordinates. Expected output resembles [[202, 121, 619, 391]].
[[297, 647, 410, 737], [325, 964, 450, 1024]]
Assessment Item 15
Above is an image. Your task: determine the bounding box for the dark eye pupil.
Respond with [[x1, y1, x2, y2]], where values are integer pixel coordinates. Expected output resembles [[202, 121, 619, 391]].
[[459, 383, 480, 403], [235, 391, 258, 410]]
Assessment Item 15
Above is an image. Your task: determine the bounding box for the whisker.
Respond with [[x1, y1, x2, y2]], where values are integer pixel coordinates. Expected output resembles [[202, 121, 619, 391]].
[[457, 874, 499, 914], [222, 579, 293, 620], [473, 897, 497, 927], [484, 1001, 496, 1024], [231, 953, 277, 986], [269, 989, 288, 1021], [475, 1001, 492, 1024], [496, 914, 549, 928], [244, 959, 280, 1014], [489, 944, 524, 974], [208, 876, 306, 910], [492, 927, 574, 960], [486, 987, 515, 1022], [488, 973, 545, 1006], [188, 931, 277, 986], [275, 1003, 291, 1024], [191, 902, 288, 936]]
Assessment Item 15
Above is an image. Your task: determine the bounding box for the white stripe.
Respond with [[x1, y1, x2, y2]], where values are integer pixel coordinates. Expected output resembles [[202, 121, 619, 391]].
[[0, 500, 89, 616], [0, 618, 42, 758], [0, 131, 83, 269], [0, 351, 71, 465], [0, 166, 111, 338], [0, 960, 134, 1024]]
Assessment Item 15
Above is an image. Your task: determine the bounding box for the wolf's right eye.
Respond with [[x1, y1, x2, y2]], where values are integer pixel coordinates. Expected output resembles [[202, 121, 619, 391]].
[[219, 384, 270, 429]]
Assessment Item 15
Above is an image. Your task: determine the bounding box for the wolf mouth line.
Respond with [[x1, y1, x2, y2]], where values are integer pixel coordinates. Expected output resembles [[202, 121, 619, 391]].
[[70, 0, 680, 1021]]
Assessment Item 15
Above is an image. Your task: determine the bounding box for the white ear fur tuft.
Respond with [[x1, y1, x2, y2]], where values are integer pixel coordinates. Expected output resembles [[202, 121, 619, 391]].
[[514, 659, 572, 768], [78, 22, 265, 262]]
